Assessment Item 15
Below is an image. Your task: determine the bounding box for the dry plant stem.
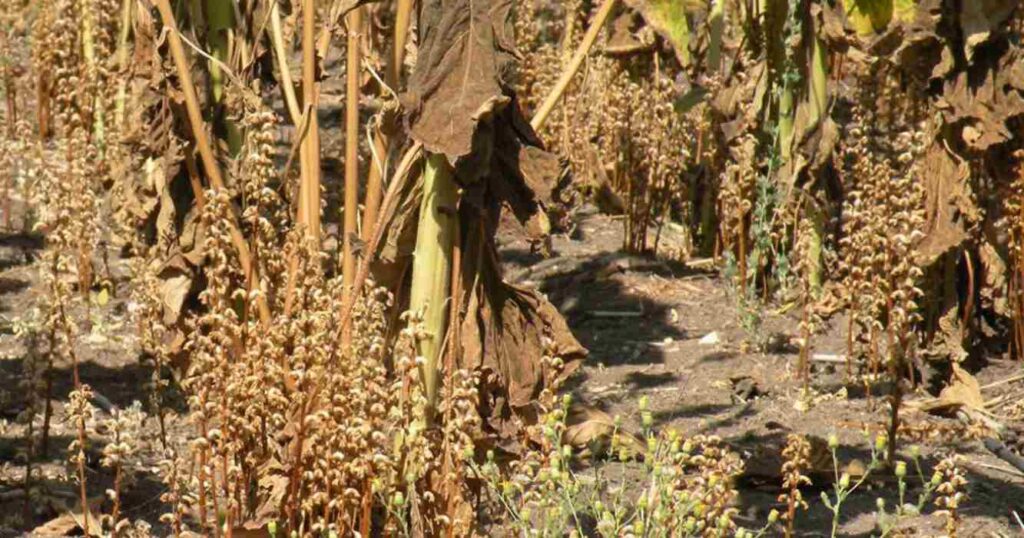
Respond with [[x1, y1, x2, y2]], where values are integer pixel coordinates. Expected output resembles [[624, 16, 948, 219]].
[[153, 0, 271, 325], [361, 0, 414, 239], [390, 0, 413, 87], [21, 413, 33, 525], [37, 72, 50, 140], [2, 38, 14, 138], [67, 340, 89, 536], [300, 0, 322, 243], [339, 142, 422, 340], [114, 0, 133, 127], [269, 0, 302, 125], [361, 130, 387, 242], [530, 0, 618, 131], [343, 7, 362, 297]]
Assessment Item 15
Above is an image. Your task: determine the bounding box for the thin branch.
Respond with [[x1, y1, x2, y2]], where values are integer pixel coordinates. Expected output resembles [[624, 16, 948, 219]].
[[530, 0, 618, 131], [269, 0, 303, 126]]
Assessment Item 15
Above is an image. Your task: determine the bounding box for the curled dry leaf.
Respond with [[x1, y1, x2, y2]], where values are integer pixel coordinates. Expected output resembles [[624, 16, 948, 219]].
[[562, 404, 645, 456], [916, 364, 985, 415]]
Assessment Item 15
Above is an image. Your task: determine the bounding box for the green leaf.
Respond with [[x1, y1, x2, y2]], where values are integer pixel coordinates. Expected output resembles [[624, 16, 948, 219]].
[[625, 0, 691, 66], [843, 0, 916, 35]]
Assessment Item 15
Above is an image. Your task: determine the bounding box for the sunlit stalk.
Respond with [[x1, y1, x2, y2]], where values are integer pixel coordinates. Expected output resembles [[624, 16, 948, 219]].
[[409, 154, 458, 421], [343, 6, 362, 296], [299, 0, 322, 242]]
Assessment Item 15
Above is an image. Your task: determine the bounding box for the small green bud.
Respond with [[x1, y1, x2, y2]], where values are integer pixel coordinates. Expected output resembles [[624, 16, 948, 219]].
[[910, 445, 921, 459], [875, 433, 888, 452], [562, 394, 572, 409], [614, 414, 623, 427], [562, 444, 572, 459], [638, 395, 650, 411], [682, 440, 693, 454], [462, 446, 474, 460], [393, 492, 405, 506], [894, 461, 907, 479], [520, 508, 532, 522], [634, 520, 645, 535], [768, 509, 780, 524], [647, 436, 657, 453], [486, 450, 495, 462], [268, 521, 278, 538], [502, 481, 514, 497], [876, 497, 885, 511], [931, 471, 943, 486], [839, 473, 851, 489], [828, 433, 839, 450], [641, 411, 653, 429]]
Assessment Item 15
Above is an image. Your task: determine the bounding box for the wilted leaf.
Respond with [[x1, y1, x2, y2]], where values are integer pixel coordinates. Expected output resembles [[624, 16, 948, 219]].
[[918, 364, 985, 414], [916, 142, 973, 266], [32, 496, 103, 537], [978, 237, 1009, 317], [935, 46, 1024, 152], [959, 0, 1017, 61], [156, 254, 195, 324], [402, 0, 517, 172], [563, 404, 645, 455]]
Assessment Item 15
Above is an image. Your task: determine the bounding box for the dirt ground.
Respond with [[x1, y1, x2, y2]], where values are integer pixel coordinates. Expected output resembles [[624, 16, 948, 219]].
[[498, 210, 1024, 537], [0, 207, 1020, 536]]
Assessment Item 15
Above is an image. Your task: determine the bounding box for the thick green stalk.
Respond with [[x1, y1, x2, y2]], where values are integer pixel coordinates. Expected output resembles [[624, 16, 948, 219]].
[[205, 0, 241, 154], [409, 154, 458, 421], [778, 83, 794, 161], [205, 0, 232, 103], [805, 35, 828, 295], [809, 35, 827, 125]]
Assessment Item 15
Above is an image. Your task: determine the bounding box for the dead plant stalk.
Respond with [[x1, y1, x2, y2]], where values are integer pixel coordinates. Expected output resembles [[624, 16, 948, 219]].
[[152, 0, 271, 325]]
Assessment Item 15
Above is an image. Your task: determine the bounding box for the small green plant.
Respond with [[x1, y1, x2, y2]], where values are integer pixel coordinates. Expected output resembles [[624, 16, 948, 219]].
[[823, 435, 951, 537], [473, 395, 781, 537], [821, 432, 888, 537]]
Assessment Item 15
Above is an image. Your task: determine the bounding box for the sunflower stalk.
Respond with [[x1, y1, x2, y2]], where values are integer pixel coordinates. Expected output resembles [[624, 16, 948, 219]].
[[409, 154, 458, 422]]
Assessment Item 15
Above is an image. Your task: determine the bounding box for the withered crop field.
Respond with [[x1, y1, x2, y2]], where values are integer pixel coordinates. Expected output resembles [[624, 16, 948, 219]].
[[0, 0, 1022, 536]]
